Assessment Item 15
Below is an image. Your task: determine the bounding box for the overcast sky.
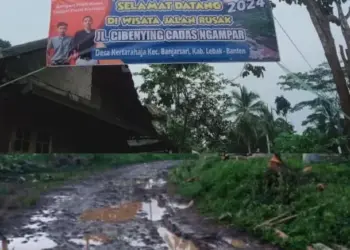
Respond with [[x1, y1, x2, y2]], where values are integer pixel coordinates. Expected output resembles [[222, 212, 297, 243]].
[[0, 0, 347, 132]]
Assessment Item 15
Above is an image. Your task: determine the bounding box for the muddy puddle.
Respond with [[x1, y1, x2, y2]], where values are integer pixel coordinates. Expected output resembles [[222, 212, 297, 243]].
[[2, 195, 69, 250], [75, 197, 200, 249], [3, 233, 57, 250], [141, 199, 167, 221], [80, 198, 167, 223], [2, 194, 199, 250], [80, 202, 142, 223], [2, 189, 194, 250]]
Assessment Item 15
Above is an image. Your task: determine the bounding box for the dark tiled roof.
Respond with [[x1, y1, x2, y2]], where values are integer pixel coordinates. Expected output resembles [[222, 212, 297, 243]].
[[0, 38, 176, 149], [0, 39, 47, 58]]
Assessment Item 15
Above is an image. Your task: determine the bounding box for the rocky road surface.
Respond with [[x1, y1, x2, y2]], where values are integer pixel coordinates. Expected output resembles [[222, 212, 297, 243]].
[[1, 161, 280, 250]]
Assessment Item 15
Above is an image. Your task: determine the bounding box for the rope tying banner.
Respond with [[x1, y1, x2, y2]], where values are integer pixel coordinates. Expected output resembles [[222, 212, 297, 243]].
[[0, 67, 47, 90]]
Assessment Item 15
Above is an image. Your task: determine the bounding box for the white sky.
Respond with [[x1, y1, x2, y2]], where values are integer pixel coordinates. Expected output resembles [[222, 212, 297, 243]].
[[0, 0, 347, 132]]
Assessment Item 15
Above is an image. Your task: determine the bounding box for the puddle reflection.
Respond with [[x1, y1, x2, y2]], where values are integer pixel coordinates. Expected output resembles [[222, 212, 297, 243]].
[[70, 233, 110, 248], [5, 233, 57, 250], [4, 207, 59, 250], [22, 223, 41, 230], [169, 200, 194, 210], [30, 213, 57, 223], [121, 236, 147, 247], [20, 209, 58, 231], [157, 227, 199, 250], [145, 178, 167, 189], [141, 199, 167, 221]]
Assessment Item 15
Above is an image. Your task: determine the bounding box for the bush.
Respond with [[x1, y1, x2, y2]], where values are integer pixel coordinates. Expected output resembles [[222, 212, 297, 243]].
[[170, 156, 350, 249]]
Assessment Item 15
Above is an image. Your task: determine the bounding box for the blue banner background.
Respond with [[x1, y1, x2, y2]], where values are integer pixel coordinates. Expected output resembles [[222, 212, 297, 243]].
[[92, 0, 280, 64]]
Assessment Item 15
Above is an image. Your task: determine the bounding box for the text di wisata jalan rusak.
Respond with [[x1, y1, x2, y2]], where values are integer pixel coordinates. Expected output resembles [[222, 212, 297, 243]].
[[94, 0, 267, 43]]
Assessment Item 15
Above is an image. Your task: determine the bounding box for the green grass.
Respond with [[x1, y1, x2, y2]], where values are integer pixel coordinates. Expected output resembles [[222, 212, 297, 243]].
[[0, 153, 197, 211], [169, 156, 350, 249]]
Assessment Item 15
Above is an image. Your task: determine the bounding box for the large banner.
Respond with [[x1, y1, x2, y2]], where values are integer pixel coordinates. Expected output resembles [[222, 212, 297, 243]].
[[47, 0, 279, 66]]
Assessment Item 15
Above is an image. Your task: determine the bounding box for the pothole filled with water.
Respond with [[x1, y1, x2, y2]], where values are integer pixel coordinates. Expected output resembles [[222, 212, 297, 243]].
[[5, 233, 57, 250], [20, 209, 58, 231], [121, 235, 147, 247], [80, 202, 142, 223], [2, 183, 200, 250], [145, 178, 167, 189], [30, 213, 57, 223], [139, 199, 167, 221], [69, 233, 111, 247], [80, 199, 167, 223]]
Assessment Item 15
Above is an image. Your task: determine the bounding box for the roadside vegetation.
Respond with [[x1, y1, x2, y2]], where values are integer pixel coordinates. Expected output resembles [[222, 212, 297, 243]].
[[170, 156, 350, 250], [0, 153, 197, 211], [137, 63, 349, 156]]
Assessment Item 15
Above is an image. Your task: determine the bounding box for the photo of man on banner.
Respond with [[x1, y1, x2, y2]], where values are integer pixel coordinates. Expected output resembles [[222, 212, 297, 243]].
[[70, 15, 123, 66], [72, 16, 99, 66], [47, 22, 74, 66], [48, 0, 113, 67]]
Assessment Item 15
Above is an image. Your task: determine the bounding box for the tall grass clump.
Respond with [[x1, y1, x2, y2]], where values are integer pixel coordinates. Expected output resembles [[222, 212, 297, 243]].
[[170, 156, 350, 249]]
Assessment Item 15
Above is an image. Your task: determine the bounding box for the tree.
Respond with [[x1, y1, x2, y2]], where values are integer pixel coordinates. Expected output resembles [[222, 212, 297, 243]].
[[332, 1, 350, 84], [137, 64, 234, 152], [301, 101, 342, 135], [277, 62, 335, 92], [273, 132, 323, 153], [275, 95, 291, 119], [241, 64, 266, 78], [257, 104, 295, 153], [198, 94, 232, 151], [0, 39, 11, 49], [259, 105, 275, 153], [226, 86, 265, 154], [280, 0, 350, 136], [274, 117, 294, 135], [277, 62, 342, 131], [277, 62, 347, 153], [277, 63, 341, 124]]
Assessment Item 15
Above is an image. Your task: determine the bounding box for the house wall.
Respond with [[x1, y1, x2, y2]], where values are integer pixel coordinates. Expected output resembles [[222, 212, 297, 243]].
[[0, 117, 12, 152], [0, 93, 130, 153], [91, 66, 156, 134]]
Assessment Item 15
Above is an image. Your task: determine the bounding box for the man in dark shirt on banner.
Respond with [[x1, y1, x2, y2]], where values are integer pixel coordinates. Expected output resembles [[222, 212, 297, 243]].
[[73, 16, 99, 66]]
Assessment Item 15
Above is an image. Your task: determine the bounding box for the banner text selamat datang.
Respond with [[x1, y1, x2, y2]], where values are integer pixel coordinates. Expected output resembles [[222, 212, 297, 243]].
[[94, 0, 267, 43]]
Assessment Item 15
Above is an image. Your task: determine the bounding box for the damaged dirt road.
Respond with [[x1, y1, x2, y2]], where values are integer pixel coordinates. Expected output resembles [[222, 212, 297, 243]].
[[1, 161, 279, 250]]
